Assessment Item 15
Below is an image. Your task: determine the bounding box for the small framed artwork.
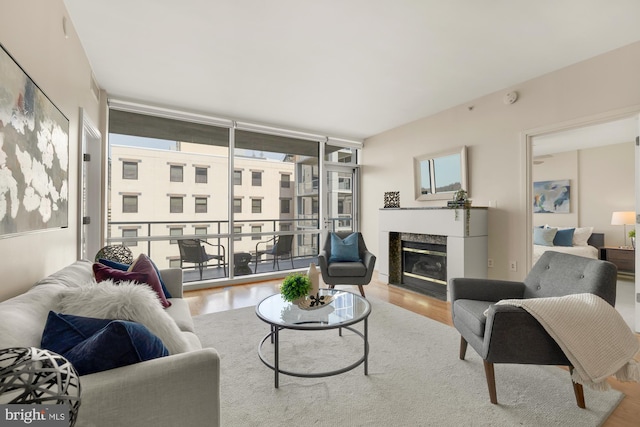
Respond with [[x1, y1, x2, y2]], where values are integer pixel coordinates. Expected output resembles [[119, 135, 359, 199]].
[[0, 43, 69, 237], [533, 180, 570, 213]]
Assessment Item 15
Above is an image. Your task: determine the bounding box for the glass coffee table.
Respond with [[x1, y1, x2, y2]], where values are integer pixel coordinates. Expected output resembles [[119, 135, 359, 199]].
[[255, 288, 371, 388]]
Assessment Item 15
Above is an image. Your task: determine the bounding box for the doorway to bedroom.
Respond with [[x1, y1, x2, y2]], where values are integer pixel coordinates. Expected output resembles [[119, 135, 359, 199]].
[[526, 111, 639, 332]]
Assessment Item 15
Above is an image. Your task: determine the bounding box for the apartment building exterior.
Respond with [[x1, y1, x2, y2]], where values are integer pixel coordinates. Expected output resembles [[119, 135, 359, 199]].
[[109, 142, 298, 270]]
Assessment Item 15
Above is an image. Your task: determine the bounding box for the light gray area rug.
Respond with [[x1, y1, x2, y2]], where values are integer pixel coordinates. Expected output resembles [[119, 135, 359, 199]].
[[194, 298, 623, 426]]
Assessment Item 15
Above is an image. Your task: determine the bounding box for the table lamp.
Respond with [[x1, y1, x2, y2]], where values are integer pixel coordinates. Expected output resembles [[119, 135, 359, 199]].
[[611, 211, 635, 248]]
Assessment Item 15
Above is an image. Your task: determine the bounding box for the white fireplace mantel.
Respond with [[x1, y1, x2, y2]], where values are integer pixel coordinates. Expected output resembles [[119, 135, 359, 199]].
[[378, 207, 488, 300]]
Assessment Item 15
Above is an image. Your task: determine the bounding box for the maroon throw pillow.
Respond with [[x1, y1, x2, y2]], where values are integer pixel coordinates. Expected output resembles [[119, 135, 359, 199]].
[[128, 254, 172, 308], [93, 262, 149, 285]]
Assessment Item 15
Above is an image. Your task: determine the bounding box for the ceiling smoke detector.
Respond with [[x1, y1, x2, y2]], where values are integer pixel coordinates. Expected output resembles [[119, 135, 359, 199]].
[[503, 91, 518, 105]]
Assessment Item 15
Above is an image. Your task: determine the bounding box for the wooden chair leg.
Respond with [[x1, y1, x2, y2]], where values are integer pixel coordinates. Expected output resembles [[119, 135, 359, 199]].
[[459, 336, 468, 360], [358, 285, 365, 297], [483, 360, 498, 404], [569, 367, 586, 408]]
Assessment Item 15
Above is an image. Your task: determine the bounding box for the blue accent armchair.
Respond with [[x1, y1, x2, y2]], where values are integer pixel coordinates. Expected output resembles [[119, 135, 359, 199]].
[[318, 231, 376, 297]]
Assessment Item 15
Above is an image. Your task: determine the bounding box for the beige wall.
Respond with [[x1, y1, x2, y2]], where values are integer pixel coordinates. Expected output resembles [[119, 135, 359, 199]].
[[0, 0, 100, 300], [579, 142, 635, 247], [362, 41, 640, 280]]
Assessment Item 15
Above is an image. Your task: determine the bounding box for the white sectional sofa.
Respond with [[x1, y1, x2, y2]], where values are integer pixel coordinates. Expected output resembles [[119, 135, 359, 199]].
[[0, 260, 220, 427]]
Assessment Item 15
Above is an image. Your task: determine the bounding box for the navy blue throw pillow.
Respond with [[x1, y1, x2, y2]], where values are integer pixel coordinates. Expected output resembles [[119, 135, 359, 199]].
[[41, 311, 169, 376], [63, 320, 169, 376]]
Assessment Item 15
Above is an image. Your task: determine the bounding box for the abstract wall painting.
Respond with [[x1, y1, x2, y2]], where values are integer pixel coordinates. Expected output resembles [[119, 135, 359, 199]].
[[0, 44, 69, 237], [533, 179, 570, 214]]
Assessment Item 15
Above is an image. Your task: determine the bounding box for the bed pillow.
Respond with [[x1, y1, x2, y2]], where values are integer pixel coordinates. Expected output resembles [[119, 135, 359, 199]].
[[329, 233, 360, 262], [534, 227, 557, 246], [553, 228, 575, 247], [128, 254, 171, 308], [99, 257, 172, 299], [572, 226, 594, 246]]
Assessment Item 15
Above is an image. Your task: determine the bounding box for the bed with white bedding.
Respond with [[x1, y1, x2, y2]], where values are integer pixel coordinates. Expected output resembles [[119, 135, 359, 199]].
[[532, 227, 604, 266]]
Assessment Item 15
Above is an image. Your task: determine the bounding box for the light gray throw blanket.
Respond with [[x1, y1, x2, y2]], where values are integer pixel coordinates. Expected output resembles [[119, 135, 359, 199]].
[[494, 293, 640, 390]]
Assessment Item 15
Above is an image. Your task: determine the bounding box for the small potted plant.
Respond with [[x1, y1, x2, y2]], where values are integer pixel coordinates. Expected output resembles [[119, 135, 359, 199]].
[[448, 189, 472, 235], [629, 229, 636, 249], [280, 273, 312, 303]]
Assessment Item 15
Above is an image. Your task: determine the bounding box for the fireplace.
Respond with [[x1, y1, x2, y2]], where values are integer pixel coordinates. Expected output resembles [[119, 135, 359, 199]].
[[376, 207, 488, 300], [388, 232, 449, 301]]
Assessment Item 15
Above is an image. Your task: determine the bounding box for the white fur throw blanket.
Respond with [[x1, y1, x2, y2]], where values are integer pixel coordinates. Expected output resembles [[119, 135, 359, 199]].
[[57, 280, 190, 355], [494, 293, 640, 390]]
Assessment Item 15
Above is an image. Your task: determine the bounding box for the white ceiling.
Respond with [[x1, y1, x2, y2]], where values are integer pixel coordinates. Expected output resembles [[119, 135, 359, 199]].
[[63, 0, 640, 140]]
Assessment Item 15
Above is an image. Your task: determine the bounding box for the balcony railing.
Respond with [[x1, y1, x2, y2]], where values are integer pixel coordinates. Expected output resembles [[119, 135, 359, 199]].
[[104, 217, 347, 284]]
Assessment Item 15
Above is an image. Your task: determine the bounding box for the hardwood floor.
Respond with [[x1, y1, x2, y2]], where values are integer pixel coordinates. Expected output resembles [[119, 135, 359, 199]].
[[184, 277, 640, 427]]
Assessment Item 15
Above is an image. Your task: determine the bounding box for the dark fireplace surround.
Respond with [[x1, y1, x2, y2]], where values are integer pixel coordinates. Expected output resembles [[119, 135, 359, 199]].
[[388, 232, 448, 300]]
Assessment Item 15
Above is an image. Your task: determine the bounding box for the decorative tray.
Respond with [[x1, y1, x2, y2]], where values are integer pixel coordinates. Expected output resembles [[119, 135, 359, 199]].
[[297, 295, 334, 310]]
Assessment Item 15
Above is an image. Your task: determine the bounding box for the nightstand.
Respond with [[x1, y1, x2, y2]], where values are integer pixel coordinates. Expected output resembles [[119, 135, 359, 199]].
[[599, 246, 635, 277]]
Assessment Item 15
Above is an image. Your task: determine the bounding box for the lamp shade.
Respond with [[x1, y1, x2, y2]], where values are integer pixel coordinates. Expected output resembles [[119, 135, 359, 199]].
[[611, 211, 635, 225]]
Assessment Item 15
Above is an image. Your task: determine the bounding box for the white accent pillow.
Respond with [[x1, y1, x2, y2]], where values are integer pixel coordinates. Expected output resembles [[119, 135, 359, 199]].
[[572, 226, 594, 246], [58, 280, 190, 355]]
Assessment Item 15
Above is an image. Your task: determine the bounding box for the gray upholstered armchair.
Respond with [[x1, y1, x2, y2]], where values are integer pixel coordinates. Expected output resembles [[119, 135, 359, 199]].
[[318, 231, 376, 297], [450, 251, 617, 407]]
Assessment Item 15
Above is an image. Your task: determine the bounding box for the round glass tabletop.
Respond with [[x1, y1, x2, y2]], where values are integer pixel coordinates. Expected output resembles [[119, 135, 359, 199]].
[[256, 288, 371, 330]]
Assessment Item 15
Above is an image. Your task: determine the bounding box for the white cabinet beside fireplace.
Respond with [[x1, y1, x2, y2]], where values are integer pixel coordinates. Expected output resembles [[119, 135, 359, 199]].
[[378, 207, 488, 301]]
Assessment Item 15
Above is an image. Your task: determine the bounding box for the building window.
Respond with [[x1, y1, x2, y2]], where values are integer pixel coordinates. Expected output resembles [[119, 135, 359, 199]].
[[195, 197, 207, 213], [233, 226, 242, 241], [169, 259, 181, 268], [251, 199, 262, 214], [195, 167, 208, 183], [122, 195, 138, 213], [280, 223, 291, 231], [280, 199, 291, 214], [122, 229, 138, 247], [234, 170, 242, 185], [170, 196, 183, 213], [195, 227, 207, 237], [170, 165, 183, 182], [251, 171, 262, 186], [233, 198, 242, 213], [122, 161, 138, 180], [251, 225, 262, 240], [169, 227, 183, 244], [280, 174, 290, 188]]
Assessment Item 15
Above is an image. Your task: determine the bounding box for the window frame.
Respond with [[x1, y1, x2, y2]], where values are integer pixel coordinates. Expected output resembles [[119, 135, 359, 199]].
[[122, 195, 138, 213], [170, 165, 184, 182]]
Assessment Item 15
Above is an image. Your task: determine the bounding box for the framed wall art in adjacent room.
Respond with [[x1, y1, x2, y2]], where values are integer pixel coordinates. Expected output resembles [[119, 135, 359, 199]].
[[533, 179, 570, 214]]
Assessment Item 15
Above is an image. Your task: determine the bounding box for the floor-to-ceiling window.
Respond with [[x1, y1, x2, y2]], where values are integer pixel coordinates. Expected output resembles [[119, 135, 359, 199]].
[[105, 103, 358, 285]]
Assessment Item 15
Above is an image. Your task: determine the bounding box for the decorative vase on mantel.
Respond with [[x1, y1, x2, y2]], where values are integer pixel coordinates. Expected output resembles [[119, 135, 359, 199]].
[[307, 262, 320, 297]]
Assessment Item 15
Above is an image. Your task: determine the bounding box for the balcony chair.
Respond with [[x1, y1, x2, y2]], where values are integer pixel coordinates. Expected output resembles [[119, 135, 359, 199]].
[[254, 234, 294, 273], [450, 251, 617, 408], [318, 231, 377, 297], [177, 239, 226, 280], [94, 245, 134, 264]]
